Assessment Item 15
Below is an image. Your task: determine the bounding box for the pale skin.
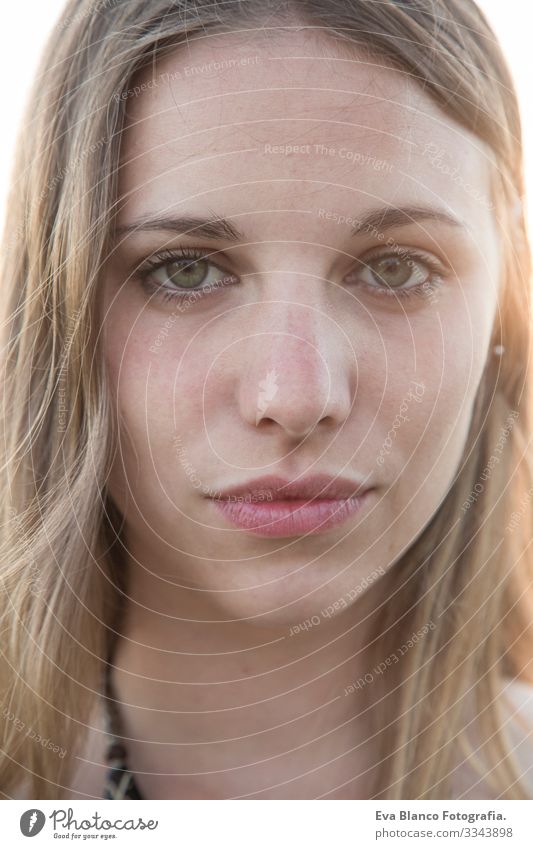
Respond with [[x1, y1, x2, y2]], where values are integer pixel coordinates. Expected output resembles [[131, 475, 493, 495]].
[[91, 27, 503, 799]]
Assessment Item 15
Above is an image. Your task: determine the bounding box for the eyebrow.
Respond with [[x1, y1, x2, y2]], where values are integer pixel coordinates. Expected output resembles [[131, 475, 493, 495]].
[[113, 215, 245, 241], [113, 205, 464, 242], [351, 205, 464, 236]]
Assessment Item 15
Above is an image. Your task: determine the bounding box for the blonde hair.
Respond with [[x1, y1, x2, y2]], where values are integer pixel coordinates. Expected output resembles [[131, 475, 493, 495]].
[[1, 0, 532, 799]]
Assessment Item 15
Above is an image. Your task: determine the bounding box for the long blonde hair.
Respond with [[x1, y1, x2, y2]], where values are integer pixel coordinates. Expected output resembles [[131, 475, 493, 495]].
[[1, 0, 532, 799]]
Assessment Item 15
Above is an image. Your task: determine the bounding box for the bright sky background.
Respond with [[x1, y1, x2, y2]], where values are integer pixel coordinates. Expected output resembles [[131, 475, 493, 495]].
[[0, 1, 532, 237]]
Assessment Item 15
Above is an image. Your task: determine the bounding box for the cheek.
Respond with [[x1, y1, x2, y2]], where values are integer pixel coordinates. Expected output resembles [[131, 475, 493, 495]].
[[374, 290, 493, 474], [432, 288, 494, 426], [373, 315, 492, 547], [102, 297, 218, 453]]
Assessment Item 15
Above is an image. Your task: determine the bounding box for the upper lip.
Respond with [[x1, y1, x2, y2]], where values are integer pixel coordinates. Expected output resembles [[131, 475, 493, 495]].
[[210, 474, 371, 501]]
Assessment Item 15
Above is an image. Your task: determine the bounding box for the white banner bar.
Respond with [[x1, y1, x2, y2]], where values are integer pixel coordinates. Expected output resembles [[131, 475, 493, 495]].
[[2, 799, 533, 848]]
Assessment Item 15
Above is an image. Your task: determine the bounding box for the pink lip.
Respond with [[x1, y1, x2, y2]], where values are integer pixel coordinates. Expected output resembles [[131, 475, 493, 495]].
[[208, 474, 373, 538]]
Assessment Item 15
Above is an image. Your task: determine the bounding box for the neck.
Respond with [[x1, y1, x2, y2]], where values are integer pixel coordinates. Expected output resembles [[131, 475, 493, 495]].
[[108, 550, 393, 799]]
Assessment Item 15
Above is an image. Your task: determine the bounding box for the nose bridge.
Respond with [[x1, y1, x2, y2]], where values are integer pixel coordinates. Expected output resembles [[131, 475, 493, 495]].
[[250, 289, 332, 388], [273, 296, 324, 378]]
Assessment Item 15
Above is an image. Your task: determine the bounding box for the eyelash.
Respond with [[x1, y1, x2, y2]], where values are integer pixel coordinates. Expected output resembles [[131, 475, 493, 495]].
[[135, 246, 446, 305]]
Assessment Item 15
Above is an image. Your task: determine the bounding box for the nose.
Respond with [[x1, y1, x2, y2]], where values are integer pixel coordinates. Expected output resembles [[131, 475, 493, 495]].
[[237, 300, 355, 442]]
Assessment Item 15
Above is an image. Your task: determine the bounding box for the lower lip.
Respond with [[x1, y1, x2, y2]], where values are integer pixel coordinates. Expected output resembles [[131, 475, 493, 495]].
[[210, 492, 371, 537]]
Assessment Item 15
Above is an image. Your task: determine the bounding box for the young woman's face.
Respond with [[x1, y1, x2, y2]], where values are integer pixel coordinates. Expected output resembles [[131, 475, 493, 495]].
[[102, 29, 501, 626]]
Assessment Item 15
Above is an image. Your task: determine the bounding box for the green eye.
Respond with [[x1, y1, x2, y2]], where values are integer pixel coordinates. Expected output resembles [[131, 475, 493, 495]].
[[139, 249, 239, 301], [164, 258, 209, 289], [344, 248, 446, 302], [368, 256, 426, 289]]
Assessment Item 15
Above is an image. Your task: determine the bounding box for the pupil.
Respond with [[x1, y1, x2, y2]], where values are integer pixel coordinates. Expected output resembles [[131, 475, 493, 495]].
[[169, 259, 208, 289]]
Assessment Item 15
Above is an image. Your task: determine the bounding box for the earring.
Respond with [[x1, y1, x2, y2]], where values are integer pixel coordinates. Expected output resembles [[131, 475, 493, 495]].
[[493, 344, 505, 356]]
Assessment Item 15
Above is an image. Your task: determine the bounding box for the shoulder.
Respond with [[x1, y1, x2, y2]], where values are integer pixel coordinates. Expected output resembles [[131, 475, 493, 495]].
[[499, 677, 533, 789], [492, 677, 533, 792], [449, 677, 533, 799], [500, 677, 533, 722]]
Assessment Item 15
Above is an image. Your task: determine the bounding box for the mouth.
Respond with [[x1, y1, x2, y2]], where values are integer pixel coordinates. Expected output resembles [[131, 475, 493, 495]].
[[207, 474, 373, 538]]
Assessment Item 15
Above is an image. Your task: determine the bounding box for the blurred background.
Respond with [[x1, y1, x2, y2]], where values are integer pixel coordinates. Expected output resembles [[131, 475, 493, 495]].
[[0, 1, 531, 237]]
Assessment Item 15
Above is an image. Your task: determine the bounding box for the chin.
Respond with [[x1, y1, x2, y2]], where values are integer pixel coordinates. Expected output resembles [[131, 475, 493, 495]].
[[199, 584, 360, 634]]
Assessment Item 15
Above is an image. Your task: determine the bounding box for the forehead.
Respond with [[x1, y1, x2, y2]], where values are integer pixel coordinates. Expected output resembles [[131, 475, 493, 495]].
[[117, 28, 494, 238]]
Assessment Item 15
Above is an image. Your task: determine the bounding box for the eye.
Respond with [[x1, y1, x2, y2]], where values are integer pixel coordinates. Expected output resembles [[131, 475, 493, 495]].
[[365, 255, 426, 288], [147, 255, 233, 291], [137, 248, 238, 302], [346, 250, 446, 299], [157, 257, 212, 289]]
